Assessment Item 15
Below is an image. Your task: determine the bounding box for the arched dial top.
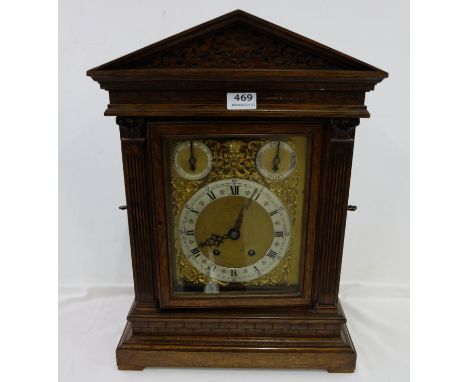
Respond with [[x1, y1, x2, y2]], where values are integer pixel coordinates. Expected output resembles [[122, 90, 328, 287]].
[[178, 178, 291, 283], [256, 141, 297, 181]]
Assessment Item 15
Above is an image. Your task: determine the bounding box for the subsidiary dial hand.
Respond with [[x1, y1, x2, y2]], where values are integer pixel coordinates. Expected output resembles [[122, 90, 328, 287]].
[[272, 141, 281, 172], [188, 141, 197, 171]]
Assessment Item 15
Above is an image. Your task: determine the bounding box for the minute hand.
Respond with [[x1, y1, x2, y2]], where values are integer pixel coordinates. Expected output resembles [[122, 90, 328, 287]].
[[231, 190, 256, 231]]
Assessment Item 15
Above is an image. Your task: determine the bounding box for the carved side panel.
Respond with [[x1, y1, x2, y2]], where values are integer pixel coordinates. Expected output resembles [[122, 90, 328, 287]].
[[313, 119, 359, 309], [118, 117, 157, 303]]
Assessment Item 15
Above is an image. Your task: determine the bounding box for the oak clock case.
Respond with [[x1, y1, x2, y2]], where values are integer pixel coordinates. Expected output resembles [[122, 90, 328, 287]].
[[87, 9, 387, 373], [167, 135, 308, 296]]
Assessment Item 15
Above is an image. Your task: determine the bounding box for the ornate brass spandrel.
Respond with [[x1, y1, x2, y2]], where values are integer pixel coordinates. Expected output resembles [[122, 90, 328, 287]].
[[246, 247, 293, 286], [175, 248, 228, 286], [268, 175, 299, 225], [171, 177, 201, 219], [170, 138, 303, 286]]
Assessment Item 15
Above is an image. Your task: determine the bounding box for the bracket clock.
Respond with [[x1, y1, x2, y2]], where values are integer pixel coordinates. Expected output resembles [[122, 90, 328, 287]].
[[87, 10, 387, 372]]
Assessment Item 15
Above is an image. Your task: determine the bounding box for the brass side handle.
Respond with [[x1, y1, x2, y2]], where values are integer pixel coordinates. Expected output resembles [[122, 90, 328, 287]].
[[118, 205, 127, 210], [347, 205, 357, 211]]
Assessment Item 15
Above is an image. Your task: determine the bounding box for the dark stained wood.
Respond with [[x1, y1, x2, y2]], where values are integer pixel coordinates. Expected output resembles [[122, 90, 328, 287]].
[[87, 10, 386, 73], [117, 117, 157, 303], [105, 104, 371, 118], [118, 300, 355, 371], [87, 9, 386, 373], [313, 119, 359, 311], [116, 322, 356, 372], [92, 68, 386, 81]]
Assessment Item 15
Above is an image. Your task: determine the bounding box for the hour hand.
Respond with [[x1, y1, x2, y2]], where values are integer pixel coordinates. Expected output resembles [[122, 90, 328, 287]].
[[199, 233, 229, 248]]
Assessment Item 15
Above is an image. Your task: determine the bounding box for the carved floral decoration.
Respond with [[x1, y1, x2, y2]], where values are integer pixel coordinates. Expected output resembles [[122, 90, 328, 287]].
[[141, 26, 343, 70]]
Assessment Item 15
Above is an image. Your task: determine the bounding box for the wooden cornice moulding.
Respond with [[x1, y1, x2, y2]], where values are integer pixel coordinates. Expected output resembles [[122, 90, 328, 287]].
[[105, 104, 370, 118], [88, 68, 387, 83]]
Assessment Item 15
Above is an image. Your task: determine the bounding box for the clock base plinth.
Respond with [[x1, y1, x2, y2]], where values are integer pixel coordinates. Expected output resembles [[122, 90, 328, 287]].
[[116, 301, 356, 372]]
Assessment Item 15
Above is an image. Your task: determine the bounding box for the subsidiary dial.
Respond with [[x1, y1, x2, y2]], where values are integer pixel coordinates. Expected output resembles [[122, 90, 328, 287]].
[[173, 141, 213, 180], [256, 141, 297, 181]]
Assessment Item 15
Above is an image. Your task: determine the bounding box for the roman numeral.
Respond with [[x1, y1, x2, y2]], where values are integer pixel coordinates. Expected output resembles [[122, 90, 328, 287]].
[[269, 210, 279, 216], [189, 208, 199, 214], [254, 265, 261, 274], [191, 247, 201, 257], [206, 191, 216, 200], [252, 188, 260, 200], [230, 185, 239, 195], [185, 230, 195, 235], [207, 264, 216, 271], [274, 231, 283, 237], [230, 269, 237, 277], [267, 249, 278, 259]]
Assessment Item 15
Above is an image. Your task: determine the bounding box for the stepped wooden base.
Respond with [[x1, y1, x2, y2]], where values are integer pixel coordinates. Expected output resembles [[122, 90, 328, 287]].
[[116, 301, 356, 372]]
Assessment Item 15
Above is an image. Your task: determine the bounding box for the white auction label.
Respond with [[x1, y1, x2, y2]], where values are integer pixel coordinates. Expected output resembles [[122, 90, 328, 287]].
[[226, 93, 257, 110]]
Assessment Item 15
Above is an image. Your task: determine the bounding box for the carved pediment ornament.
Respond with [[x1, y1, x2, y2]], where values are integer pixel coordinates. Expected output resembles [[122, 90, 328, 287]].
[[139, 26, 342, 70]]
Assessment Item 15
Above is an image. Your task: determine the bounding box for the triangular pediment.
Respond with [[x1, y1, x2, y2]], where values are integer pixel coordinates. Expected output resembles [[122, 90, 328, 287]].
[[90, 10, 384, 72]]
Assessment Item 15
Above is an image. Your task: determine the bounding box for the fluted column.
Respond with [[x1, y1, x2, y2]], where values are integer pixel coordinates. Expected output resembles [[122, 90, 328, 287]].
[[117, 117, 157, 304], [313, 118, 360, 310]]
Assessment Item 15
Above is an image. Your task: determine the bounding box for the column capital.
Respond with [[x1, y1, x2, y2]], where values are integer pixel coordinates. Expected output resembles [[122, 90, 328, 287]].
[[116, 117, 146, 140]]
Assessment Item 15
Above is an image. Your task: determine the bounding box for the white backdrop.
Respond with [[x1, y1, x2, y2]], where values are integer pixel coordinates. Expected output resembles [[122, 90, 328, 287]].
[[59, 0, 409, 289], [59, 1, 409, 381]]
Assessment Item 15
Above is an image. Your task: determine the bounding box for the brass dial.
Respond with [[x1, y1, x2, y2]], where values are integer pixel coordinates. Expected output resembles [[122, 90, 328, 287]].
[[178, 178, 290, 282]]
